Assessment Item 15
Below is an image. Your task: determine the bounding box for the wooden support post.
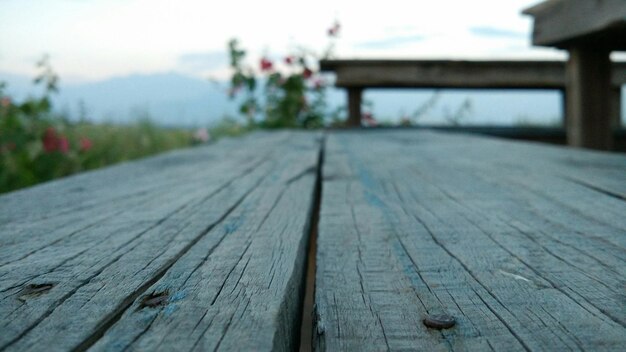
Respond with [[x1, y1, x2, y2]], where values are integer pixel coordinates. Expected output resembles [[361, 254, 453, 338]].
[[610, 86, 622, 129], [560, 88, 568, 128], [566, 47, 612, 150], [347, 87, 363, 127]]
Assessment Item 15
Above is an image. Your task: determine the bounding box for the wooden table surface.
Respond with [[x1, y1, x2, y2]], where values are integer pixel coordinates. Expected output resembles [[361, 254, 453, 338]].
[[0, 130, 624, 351]]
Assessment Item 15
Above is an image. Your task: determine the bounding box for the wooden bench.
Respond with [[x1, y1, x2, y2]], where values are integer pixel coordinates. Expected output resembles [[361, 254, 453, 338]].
[[320, 60, 626, 149], [1, 131, 625, 351], [524, 0, 626, 151]]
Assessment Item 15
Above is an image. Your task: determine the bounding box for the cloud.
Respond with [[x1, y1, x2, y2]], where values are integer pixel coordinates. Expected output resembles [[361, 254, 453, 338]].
[[469, 26, 526, 39], [355, 35, 425, 49], [177, 51, 227, 73]]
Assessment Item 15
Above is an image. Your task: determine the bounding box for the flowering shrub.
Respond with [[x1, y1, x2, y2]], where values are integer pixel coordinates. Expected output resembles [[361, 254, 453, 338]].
[[227, 22, 341, 128], [0, 57, 83, 191], [0, 57, 193, 194]]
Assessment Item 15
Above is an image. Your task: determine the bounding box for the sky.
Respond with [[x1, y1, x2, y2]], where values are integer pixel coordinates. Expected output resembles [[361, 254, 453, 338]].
[[0, 0, 570, 83]]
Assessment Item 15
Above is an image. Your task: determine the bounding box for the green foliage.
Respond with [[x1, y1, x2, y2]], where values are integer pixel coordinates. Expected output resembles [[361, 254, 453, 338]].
[[0, 58, 194, 194], [207, 116, 253, 140], [227, 22, 339, 128]]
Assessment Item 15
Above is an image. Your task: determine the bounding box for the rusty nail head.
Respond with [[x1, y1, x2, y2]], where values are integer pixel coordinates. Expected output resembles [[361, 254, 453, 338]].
[[423, 314, 456, 329]]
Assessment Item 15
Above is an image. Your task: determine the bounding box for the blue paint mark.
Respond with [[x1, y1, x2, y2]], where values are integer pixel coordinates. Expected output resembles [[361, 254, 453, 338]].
[[224, 216, 243, 233], [224, 222, 238, 233], [170, 290, 187, 302], [339, 135, 387, 209], [357, 166, 386, 208], [391, 241, 427, 289], [164, 304, 178, 316], [357, 168, 378, 190], [364, 191, 386, 208]]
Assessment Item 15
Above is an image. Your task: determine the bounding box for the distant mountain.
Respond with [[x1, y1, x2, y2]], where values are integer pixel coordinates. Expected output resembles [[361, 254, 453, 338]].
[[1, 70, 580, 127], [1, 71, 238, 126], [57, 73, 237, 126]]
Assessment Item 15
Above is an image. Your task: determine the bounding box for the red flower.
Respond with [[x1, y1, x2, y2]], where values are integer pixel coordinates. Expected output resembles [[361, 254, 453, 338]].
[[302, 68, 313, 79], [284, 56, 294, 65], [260, 57, 273, 71], [42, 127, 71, 153], [42, 127, 59, 152], [79, 137, 92, 152], [58, 136, 70, 153]]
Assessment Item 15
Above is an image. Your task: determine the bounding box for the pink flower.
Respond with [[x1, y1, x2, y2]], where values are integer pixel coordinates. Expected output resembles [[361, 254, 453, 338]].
[[1, 97, 10, 108], [362, 112, 377, 126], [58, 136, 70, 153], [42, 127, 59, 152], [302, 68, 313, 79], [79, 137, 92, 152], [327, 21, 340, 37], [193, 128, 210, 143], [260, 57, 273, 72], [313, 78, 324, 90]]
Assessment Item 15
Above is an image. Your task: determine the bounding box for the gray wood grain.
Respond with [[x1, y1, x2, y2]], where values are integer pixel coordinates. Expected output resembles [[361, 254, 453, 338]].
[[315, 130, 626, 351], [319, 60, 626, 89], [0, 131, 321, 351]]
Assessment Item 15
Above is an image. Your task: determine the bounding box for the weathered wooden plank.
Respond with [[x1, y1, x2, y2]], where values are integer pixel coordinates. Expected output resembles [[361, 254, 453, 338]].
[[319, 60, 626, 89], [0, 132, 283, 283], [315, 131, 626, 351], [430, 130, 626, 201], [0, 131, 321, 351], [88, 134, 320, 351], [0, 133, 281, 262], [524, 0, 626, 49]]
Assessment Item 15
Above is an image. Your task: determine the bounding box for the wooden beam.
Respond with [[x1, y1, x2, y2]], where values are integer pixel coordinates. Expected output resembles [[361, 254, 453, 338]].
[[320, 60, 626, 89], [566, 47, 612, 150], [524, 0, 626, 49]]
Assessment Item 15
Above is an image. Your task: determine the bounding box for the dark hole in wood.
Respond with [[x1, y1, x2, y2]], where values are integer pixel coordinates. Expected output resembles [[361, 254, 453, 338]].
[[18, 283, 54, 301], [138, 291, 169, 309]]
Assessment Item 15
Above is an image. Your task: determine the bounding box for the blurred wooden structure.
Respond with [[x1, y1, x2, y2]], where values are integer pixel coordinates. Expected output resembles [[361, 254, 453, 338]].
[[525, 0, 626, 150], [321, 60, 626, 149], [1, 131, 625, 351]]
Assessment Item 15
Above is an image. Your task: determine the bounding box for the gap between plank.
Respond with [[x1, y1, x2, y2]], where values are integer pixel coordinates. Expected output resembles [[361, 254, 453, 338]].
[[298, 135, 325, 352]]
